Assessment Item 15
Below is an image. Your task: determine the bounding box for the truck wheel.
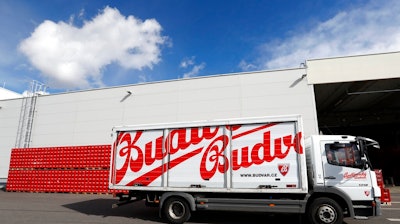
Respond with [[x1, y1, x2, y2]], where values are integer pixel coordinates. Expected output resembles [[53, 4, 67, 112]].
[[163, 197, 191, 224], [309, 197, 343, 224]]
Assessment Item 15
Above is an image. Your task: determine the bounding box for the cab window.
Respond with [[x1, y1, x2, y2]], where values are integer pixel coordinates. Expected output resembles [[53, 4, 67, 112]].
[[325, 143, 362, 168]]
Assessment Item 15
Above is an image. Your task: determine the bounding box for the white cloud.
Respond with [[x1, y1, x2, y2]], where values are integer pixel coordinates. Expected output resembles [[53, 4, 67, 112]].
[[180, 56, 195, 68], [183, 63, 206, 78], [19, 6, 166, 89], [258, 0, 400, 70], [238, 60, 257, 72], [180, 56, 205, 78]]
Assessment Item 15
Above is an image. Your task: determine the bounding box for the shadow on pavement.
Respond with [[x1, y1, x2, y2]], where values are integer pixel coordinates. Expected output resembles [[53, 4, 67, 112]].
[[62, 198, 162, 222], [191, 211, 304, 224], [62, 198, 353, 224], [62, 198, 304, 224], [191, 211, 354, 224]]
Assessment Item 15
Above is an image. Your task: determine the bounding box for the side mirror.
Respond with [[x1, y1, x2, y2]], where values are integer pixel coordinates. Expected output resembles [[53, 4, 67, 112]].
[[360, 157, 368, 170], [356, 137, 380, 153]]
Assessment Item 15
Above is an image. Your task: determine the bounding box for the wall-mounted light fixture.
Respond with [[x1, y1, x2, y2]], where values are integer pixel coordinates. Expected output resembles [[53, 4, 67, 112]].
[[120, 90, 133, 102], [289, 74, 307, 88]]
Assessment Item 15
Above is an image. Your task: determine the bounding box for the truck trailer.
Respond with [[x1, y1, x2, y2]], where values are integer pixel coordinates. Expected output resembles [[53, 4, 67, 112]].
[[109, 115, 381, 224]]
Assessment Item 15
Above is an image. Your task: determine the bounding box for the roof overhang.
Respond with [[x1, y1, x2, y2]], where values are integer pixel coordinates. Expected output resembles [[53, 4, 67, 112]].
[[306, 51, 400, 84]]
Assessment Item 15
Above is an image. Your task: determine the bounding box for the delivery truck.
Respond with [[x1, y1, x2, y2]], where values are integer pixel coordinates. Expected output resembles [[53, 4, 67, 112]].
[[109, 115, 381, 224]]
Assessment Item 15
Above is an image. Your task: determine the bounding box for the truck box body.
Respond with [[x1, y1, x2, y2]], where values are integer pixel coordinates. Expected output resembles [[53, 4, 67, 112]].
[[109, 115, 381, 224], [109, 115, 308, 194]]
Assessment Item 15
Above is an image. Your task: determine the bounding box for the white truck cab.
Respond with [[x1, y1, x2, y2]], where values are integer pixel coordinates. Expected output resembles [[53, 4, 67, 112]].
[[305, 135, 381, 222]]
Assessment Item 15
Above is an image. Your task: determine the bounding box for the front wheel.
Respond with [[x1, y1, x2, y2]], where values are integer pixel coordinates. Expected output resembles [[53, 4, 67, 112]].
[[162, 197, 191, 224], [308, 197, 343, 224]]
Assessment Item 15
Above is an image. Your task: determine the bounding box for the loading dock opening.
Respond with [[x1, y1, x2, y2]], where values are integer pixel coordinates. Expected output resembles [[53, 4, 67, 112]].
[[314, 78, 400, 185]]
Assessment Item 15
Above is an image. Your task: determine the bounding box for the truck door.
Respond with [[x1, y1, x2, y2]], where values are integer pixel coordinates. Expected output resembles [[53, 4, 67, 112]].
[[322, 141, 374, 201]]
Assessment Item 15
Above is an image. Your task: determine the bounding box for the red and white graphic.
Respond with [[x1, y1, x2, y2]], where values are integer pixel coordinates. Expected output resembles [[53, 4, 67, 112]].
[[364, 191, 370, 196], [278, 163, 290, 176], [343, 171, 367, 179], [111, 122, 303, 187]]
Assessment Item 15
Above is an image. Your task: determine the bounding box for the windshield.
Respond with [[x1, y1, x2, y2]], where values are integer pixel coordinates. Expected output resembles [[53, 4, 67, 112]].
[[325, 137, 380, 169], [325, 142, 363, 168]]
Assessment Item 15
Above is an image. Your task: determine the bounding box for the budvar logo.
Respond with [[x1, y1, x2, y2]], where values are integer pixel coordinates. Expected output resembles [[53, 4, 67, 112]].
[[278, 163, 290, 176], [343, 172, 367, 179], [113, 123, 303, 186]]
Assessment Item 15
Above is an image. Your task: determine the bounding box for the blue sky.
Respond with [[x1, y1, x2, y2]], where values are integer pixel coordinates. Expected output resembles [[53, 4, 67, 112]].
[[1, 0, 400, 93]]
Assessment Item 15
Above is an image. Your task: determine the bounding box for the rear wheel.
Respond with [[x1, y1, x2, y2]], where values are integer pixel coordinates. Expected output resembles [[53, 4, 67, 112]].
[[308, 197, 343, 224], [162, 197, 191, 224]]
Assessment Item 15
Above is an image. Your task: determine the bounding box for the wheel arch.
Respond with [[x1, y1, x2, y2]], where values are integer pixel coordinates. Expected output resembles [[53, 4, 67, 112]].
[[308, 187, 354, 218], [159, 192, 196, 218]]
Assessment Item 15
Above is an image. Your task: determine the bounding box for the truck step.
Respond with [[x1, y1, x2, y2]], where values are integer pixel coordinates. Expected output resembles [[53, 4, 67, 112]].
[[354, 216, 369, 220], [353, 205, 371, 209]]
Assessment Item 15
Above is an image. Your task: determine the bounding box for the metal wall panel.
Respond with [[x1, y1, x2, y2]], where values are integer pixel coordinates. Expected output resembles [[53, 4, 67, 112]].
[[29, 68, 317, 148], [0, 99, 22, 180]]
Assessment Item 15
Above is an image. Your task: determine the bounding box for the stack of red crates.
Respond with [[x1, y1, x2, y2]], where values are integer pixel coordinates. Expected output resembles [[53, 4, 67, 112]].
[[374, 169, 391, 205], [6, 145, 124, 194]]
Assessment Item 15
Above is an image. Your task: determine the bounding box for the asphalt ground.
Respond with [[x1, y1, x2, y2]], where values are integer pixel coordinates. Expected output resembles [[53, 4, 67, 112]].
[[0, 187, 399, 224]]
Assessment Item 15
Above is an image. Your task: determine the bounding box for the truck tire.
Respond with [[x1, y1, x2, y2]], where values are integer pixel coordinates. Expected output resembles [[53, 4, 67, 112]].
[[162, 197, 191, 224], [308, 197, 343, 224]]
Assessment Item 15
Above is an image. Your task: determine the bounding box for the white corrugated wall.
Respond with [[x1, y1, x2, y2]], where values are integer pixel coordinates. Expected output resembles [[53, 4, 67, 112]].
[[0, 68, 319, 180]]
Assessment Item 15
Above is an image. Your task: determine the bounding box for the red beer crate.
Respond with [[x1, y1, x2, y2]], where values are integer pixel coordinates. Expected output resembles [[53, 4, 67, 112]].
[[381, 188, 391, 204], [7, 144, 114, 194]]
